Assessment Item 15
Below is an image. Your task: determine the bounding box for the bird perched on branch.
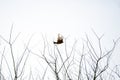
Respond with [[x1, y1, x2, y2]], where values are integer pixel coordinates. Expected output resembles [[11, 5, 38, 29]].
[[53, 34, 63, 44]]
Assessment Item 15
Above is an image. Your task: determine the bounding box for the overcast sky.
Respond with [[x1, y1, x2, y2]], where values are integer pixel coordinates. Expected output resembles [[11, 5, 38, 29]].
[[0, 0, 120, 37], [0, 0, 120, 55]]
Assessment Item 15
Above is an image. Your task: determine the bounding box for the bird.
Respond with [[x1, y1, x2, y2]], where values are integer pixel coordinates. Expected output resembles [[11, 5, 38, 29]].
[[53, 34, 63, 44]]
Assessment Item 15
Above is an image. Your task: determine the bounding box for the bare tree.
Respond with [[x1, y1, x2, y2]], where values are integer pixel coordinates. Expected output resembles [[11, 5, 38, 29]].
[[0, 25, 31, 80], [81, 31, 119, 80], [0, 26, 119, 80]]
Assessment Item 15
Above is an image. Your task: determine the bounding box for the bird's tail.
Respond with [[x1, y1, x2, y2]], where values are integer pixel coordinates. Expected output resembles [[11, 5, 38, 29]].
[[53, 42, 57, 44]]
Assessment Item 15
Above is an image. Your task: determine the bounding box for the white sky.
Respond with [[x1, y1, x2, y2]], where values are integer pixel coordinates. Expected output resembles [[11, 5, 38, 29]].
[[0, 0, 120, 79], [0, 0, 120, 37], [0, 0, 120, 50]]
